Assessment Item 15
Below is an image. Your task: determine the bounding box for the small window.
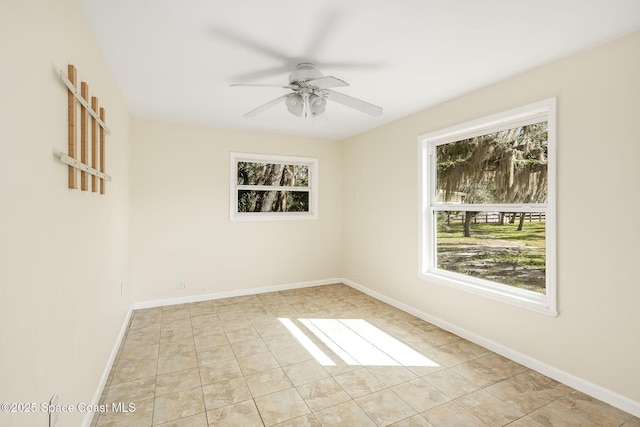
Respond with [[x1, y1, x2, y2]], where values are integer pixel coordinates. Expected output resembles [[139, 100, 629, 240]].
[[419, 98, 557, 315], [230, 153, 318, 221]]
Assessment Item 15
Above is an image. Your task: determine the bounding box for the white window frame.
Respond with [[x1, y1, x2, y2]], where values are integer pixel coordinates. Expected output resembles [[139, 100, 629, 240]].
[[419, 98, 557, 316], [230, 152, 319, 221]]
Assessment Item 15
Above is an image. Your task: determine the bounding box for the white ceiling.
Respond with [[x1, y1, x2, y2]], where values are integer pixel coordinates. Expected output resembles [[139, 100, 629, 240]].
[[81, 0, 640, 140]]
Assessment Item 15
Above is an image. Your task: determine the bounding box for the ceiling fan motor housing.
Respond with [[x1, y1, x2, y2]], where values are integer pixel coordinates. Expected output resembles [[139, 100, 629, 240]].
[[289, 63, 323, 85], [233, 62, 382, 118]]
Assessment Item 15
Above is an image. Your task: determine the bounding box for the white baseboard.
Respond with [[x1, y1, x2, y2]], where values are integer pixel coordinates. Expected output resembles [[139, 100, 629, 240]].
[[87, 277, 339, 426], [343, 278, 640, 418], [83, 306, 133, 427], [92, 277, 640, 420], [131, 278, 342, 310]]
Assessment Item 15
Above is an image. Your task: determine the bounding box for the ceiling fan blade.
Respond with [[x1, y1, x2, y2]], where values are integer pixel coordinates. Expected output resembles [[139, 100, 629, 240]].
[[231, 83, 295, 89], [324, 90, 383, 117], [244, 94, 289, 118], [209, 26, 289, 62], [304, 9, 342, 59], [319, 61, 386, 70], [306, 76, 349, 89], [230, 65, 292, 82]]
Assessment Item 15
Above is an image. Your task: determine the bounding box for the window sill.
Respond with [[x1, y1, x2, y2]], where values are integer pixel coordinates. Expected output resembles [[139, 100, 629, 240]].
[[230, 212, 318, 222], [420, 269, 558, 317]]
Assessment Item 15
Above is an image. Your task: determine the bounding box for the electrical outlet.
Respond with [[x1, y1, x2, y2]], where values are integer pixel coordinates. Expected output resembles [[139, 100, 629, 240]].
[[177, 280, 185, 290], [49, 393, 58, 427]]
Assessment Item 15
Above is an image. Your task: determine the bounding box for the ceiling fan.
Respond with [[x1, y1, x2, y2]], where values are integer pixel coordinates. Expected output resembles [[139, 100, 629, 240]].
[[231, 63, 383, 118]]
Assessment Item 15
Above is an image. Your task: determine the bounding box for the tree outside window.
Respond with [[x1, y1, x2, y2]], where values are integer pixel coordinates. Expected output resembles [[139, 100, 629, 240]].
[[230, 153, 318, 221]]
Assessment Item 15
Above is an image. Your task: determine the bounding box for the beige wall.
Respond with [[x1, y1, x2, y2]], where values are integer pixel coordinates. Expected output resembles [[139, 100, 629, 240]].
[[129, 120, 343, 303], [343, 30, 640, 405], [0, 0, 131, 426], [1, 0, 638, 422]]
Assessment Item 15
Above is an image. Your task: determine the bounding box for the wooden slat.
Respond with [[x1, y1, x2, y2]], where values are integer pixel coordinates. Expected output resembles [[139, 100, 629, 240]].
[[67, 65, 77, 189], [80, 82, 89, 191], [59, 153, 112, 181], [59, 70, 111, 134], [91, 97, 98, 192], [99, 107, 106, 194]]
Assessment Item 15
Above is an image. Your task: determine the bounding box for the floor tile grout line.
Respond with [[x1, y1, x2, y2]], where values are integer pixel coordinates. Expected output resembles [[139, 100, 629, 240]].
[[196, 303, 305, 426], [100, 285, 638, 427], [479, 370, 573, 417], [186, 307, 209, 427]]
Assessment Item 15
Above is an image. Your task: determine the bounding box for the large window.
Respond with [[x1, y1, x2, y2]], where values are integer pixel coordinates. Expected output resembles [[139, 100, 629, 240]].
[[419, 99, 557, 315], [230, 152, 318, 221]]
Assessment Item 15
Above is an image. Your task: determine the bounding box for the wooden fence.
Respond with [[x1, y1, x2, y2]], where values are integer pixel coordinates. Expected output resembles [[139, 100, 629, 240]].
[[444, 212, 546, 224]]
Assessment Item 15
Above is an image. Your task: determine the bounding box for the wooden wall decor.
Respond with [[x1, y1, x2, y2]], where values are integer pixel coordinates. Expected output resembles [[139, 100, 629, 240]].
[[59, 64, 112, 194]]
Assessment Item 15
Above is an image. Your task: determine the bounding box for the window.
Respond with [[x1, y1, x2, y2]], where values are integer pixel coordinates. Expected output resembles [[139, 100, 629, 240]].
[[419, 98, 557, 315], [230, 152, 318, 221]]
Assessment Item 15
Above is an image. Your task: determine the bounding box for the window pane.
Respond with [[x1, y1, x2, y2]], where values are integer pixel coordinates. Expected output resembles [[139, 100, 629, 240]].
[[436, 121, 548, 204], [238, 190, 309, 212], [237, 162, 309, 187], [435, 211, 546, 293]]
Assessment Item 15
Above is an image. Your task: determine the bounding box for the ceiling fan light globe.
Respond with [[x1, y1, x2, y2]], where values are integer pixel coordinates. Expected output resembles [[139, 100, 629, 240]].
[[285, 93, 304, 117], [308, 94, 326, 117]]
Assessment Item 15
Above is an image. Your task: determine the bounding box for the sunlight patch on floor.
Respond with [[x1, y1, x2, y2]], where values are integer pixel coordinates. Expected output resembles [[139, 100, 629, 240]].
[[279, 318, 439, 367], [278, 317, 336, 366]]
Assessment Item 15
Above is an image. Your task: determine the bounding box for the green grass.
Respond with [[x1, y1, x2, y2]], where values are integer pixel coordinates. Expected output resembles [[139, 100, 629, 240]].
[[436, 220, 546, 293], [442, 221, 545, 243]]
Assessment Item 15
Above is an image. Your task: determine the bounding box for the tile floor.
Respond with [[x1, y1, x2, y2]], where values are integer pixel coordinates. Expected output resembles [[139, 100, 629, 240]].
[[91, 284, 639, 426]]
